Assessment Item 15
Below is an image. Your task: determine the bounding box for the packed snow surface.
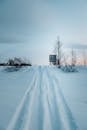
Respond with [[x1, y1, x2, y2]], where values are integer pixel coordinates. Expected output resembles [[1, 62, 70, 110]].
[[0, 66, 87, 130]]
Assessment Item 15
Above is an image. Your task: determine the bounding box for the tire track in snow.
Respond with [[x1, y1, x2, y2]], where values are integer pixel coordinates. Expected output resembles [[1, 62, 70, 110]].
[[43, 68, 63, 130], [23, 66, 44, 130], [46, 67, 78, 130], [23, 66, 54, 130], [39, 67, 53, 130], [6, 67, 39, 130], [6, 66, 78, 130], [6, 66, 44, 130]]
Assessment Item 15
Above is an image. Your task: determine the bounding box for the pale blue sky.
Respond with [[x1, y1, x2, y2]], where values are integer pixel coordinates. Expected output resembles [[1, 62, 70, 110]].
[[0, 0, 87, 64]]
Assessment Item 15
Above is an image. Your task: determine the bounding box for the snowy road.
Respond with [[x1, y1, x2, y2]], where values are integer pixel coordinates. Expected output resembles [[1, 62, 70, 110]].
[[6, 66, 77, 130]]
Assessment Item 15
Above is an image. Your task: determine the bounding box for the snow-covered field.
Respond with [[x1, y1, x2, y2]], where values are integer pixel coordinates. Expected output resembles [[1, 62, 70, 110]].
[[0, 66, 87, 130]]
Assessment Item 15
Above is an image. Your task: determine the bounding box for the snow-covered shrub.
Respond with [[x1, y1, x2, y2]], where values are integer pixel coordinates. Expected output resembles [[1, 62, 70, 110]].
[[4, 57, 32, 72], [7, 58, 23, 66], [61, 65, 78, 72], [7, 57, 32, 66]]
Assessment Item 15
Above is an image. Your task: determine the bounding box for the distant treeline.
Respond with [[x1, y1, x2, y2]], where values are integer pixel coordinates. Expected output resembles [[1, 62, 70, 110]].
[[0, 57, 32, 66]]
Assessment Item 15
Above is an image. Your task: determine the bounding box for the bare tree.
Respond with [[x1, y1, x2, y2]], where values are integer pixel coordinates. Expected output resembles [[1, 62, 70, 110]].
[[71, 49, 77, 66], [54, 36, 62, 67], [82, 50, 87, 66], [62, 53, 69, 66]]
